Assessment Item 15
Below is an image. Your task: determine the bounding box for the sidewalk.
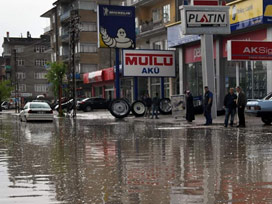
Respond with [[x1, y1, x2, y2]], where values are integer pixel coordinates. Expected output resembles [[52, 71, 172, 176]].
[[0, 109, 264, 127]]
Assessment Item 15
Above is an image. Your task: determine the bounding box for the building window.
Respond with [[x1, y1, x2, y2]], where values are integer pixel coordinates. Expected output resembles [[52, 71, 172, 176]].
[[14, 46, 24, 53], [35, 59, 47, 67], [35, 84, 48, 92], [153, 41, 163, 50], [16, 59, 24, 66], [16, 72, 26, 80], [163, 4, 170, 23], [34, 72, 47, 79], [79, 43, 97, 53], [152, 8, 161, 23], [18, 84, 26, 92], [34, 46, 45, 53], [80, 64, 97, 73], [80, 22, 97, 32], [79, 1, 97, 11]]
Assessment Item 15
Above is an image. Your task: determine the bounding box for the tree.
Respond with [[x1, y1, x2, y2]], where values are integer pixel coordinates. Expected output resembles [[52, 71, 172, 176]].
[[0, 80, 13, 111], [46, 62, 67, 117]]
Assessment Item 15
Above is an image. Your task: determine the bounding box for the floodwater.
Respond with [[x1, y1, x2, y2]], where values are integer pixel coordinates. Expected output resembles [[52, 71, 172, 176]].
[[1, 114, 272, 204]]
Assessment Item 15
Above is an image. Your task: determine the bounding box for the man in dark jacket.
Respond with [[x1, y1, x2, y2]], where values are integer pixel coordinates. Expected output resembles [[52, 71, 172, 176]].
[[151, 93, 160, 119], [236, 86, 247, 127], [185, 90, 195, 122], [144, 93, 152, 118], [203, 86, 213, 125], [224, 88, 237, 127]]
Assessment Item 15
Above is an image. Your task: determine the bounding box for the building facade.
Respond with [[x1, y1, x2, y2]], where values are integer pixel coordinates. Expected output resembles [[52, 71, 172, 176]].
[[2, 32, 52, 101], [168, 0, 272, 111]]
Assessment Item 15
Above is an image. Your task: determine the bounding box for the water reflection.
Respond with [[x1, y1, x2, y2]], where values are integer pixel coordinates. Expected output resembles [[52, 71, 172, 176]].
[[1, 115, 272, 203]]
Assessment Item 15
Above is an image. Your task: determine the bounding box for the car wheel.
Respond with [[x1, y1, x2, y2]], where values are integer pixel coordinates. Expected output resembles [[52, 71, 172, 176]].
[[159, 98, 172, 115], [261, 116, 272, 125], [109, 99, 130, 118], [85, 106, 92, 112], [131, 100, 146, 117]]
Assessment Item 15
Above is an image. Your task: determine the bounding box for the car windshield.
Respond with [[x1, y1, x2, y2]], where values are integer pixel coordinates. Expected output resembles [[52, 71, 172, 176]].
[[30, 103, 50, 109], [264, 93, 272, 100]]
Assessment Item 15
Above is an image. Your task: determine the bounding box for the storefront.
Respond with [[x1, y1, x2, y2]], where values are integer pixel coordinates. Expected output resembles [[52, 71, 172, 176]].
[[83, 67, 134, 102], [168, 0, 272, 109]]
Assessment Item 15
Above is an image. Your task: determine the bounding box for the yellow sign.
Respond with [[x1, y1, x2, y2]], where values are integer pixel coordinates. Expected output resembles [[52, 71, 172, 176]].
[[229, 0, 263, 25]]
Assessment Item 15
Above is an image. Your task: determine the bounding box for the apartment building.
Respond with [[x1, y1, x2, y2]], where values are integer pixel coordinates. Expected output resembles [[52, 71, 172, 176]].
[[2, 32, 52, 100], [126, 0, 178, 99], [41, 0, 125, 98]]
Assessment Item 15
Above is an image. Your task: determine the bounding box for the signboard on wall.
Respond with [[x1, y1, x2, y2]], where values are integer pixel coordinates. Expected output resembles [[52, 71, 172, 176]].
[[180, 6, 230, 35], [97, 5, 135, 49], [122, 50, 176, 77], [227, 40, 272, 61], [229, 0, 272, 31]]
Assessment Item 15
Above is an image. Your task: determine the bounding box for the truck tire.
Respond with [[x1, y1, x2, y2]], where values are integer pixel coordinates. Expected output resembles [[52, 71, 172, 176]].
[[131, 100, 146, 117], [109, 99, 130, 118], [261, 116, 272, 125], [159, 98, 172, 115]]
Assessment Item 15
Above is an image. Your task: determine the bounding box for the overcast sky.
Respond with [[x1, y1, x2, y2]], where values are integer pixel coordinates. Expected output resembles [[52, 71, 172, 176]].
[[0, 0, 56, 53]]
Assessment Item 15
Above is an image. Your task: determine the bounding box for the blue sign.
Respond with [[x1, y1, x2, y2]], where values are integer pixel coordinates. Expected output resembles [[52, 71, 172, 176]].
[[98, 5, 135, 49], [167, 23, 200, 48]]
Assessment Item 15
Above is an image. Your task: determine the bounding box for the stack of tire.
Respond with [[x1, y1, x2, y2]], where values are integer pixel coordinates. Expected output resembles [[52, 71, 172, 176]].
[[109, 98, 172, 118]]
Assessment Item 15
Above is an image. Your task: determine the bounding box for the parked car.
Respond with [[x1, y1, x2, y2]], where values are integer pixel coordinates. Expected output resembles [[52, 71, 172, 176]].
[[77, 97, 110, 112], [19, 102, 54, 122], [246, 92, 272, 125]]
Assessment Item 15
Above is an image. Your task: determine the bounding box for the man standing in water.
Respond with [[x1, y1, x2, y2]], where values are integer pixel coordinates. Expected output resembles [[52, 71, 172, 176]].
[[203, 86, 213, 125]]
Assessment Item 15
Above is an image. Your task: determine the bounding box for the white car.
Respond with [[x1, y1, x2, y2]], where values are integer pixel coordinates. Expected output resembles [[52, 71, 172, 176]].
[[19, 102, 54, 122], [246, 92, 272, 125]]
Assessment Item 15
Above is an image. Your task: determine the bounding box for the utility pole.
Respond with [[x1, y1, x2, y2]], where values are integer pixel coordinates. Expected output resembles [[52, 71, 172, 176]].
[[13, 49, 18, 113], [69, 10, 80, 118]]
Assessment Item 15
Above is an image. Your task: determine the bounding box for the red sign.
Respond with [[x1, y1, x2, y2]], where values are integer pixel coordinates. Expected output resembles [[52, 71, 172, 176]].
[[193, 0, 225, 5], [222, 29, 267, 58], [228, 41, 272, 61], [185, 42, 216, 64]]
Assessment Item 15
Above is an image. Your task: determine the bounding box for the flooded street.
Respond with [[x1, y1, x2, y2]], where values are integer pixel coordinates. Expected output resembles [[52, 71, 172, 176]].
[[1, 113, 272, 203]]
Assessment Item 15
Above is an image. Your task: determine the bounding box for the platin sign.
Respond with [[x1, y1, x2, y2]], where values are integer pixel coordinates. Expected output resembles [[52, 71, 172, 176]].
[[227, 40, 272, 61], [181, 6, 230, 35], [122, 50, 176, 77], [97, 5, 135, 49]]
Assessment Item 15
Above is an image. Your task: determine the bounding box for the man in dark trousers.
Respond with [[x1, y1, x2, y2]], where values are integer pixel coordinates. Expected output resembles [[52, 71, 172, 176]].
[[203, 86, 213, 125], [185, 90, 195, 122], [151, 93, 160, 119], [144, 93, 152, 118], [236, 86, 247, 127], [223, 88, 237, 127]]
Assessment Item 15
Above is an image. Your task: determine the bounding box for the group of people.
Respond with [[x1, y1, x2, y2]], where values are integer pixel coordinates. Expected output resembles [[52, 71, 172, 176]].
[[184, 86, 247, 127]]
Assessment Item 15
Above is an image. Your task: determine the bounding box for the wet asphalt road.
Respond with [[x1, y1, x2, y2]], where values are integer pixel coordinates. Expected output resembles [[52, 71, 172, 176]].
[[0, 113, 272, 204]]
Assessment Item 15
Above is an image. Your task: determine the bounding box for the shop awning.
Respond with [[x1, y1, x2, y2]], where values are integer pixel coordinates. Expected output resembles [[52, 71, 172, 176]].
[[88, 70, 103, 82]]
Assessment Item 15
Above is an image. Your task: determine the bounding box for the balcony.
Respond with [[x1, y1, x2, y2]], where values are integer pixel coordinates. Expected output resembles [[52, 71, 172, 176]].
[[137, 19, 166, 38], [60, 10, 71, 22], [44, 25, 53, 33], [129, 0, 162, 7], [61, 33, 69, 43]]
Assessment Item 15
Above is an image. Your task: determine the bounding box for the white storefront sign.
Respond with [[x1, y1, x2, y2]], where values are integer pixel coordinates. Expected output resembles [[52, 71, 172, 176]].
[[122, 50, 176, 77], [181, 6, 230, 35]]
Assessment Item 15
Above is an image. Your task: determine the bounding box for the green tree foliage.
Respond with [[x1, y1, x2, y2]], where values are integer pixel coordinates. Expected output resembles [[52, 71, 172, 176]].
[[0, 80, 13, 102], [46, 62, 67, 117]]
